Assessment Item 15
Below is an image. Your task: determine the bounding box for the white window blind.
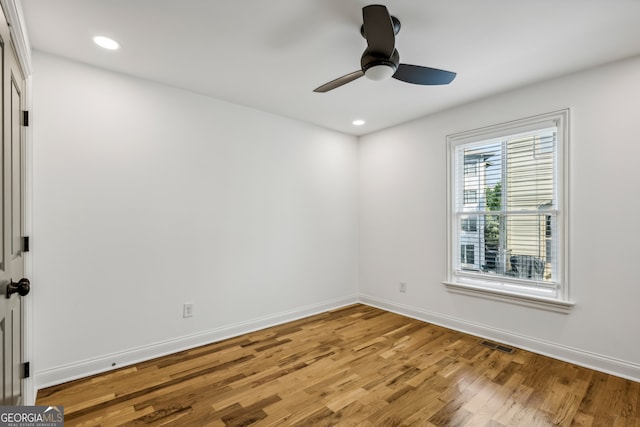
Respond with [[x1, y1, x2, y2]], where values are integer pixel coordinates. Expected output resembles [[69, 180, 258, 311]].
[[446, 110, 571, 308]]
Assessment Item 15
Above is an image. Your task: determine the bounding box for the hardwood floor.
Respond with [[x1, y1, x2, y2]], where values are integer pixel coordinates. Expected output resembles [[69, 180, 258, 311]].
[[37, 304, 640, 426]]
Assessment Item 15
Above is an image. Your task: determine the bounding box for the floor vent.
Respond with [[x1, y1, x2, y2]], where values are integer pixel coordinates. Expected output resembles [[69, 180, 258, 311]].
[[481, 340, 515, 354]]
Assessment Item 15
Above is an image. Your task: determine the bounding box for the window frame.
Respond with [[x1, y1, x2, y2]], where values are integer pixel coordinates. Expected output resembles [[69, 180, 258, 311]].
[[444, 110, 574, 313]]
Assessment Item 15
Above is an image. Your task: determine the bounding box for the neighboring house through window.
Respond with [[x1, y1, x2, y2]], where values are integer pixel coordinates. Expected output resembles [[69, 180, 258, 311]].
[[444, 110, 573, 312]]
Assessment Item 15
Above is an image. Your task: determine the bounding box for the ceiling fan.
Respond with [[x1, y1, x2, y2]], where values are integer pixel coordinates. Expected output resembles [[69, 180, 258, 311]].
[[314, 4, 456, 93]]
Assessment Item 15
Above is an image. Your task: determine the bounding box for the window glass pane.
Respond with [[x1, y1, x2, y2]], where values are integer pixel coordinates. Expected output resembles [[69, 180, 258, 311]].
[[457, 213, 555, 281], [506, 134, 555, 211]]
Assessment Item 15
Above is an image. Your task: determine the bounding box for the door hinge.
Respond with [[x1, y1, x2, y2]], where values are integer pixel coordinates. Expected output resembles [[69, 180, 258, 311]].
[[22, 110, 29, 127], [22, 236, 30, 252], [22, 362, 30, 379]]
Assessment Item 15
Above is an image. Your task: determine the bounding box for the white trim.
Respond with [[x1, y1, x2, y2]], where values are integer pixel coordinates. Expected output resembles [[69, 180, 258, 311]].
[[558, 109, 571, 301], [358, 294, 640, 383], [447, 113, 560, 147], [1, 0, 32, 76], [443, 281, 574, 314], [23, 73, 34, 405], [34, 295, 358, 391]]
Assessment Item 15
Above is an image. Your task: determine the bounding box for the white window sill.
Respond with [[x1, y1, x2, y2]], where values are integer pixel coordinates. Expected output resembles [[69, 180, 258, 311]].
[[443, 281, 575, 314]]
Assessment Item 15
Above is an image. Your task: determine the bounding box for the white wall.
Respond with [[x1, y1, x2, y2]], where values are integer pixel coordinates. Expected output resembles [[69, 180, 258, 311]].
[[359, 55, 640, 380], [32, 52, 358, 387], [33, 48, 640, 391]]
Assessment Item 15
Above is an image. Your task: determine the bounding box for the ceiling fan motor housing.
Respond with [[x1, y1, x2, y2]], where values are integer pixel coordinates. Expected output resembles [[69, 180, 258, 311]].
[[360, 15, 401, 38], [361, 49, 399, 81]]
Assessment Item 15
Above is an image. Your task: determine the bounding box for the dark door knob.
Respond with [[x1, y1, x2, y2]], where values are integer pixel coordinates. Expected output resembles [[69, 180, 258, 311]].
[[6, 278, 30, 298]]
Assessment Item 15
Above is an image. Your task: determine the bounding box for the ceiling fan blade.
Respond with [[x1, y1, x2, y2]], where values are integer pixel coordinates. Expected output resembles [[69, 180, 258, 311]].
[[362, 5, 395, 58], [393, 64, 457, 85], [313, 70, 365, 93]]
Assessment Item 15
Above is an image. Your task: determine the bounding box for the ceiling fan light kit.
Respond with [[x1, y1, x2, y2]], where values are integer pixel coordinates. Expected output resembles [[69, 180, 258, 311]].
[[314, 4, 456, 93], [364, 64, 396, 81]]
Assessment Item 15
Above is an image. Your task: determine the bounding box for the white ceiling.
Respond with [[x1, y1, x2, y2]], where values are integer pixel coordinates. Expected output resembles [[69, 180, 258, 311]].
[[20, 0, 640, 136]]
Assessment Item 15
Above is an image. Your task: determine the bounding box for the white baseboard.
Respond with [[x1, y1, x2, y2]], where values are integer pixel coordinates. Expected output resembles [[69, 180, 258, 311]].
[[358, 294, 640, 383], [34, 295, 358, 393]]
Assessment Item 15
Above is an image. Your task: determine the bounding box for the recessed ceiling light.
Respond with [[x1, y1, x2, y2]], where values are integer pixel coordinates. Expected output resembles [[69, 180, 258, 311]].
[[93, 36, 120, 50], [352, 119, 365, 126]]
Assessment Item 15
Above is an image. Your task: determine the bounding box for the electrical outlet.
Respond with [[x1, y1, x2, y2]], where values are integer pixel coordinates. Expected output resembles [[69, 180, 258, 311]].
[[399, 282, 407, 293], [183, 303, 194, 318]]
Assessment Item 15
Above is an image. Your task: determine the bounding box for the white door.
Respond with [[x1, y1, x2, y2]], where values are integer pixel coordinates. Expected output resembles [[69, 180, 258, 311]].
[[0, 4, 28, 405]]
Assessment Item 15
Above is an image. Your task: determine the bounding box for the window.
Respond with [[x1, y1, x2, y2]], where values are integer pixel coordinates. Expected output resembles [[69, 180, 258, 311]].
[[461, 217, 478, 232], [464, 162, 477, 176], [461, 244, 475, 267], [463, 190, 477, 204], [445, 110, 573, 312]]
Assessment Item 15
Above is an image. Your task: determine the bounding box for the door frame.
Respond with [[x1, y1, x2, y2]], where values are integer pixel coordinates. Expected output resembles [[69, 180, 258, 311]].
[[0, 0, 33, 405]]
